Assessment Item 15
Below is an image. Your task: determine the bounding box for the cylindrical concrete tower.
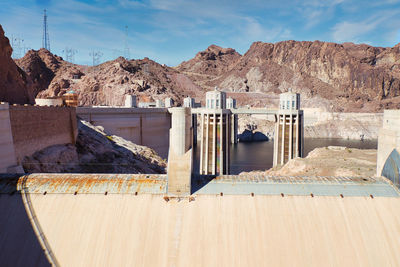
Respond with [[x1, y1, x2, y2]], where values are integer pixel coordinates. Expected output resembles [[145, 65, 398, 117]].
[[273, 89, 304, 166], [199, 89, 231, 175]]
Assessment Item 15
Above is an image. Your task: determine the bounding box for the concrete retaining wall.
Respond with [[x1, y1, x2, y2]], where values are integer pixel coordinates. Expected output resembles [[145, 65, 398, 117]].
[[77, 107, 171, 158], [9, 105, 78, 163], [0, 103, 18, 172]]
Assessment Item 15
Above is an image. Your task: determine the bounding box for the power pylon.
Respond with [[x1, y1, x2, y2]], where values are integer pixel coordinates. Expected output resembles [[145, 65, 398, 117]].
[[89, 51, 103, 66], [42, 9, 50, 51], [10, 35, 24, 59], [62, 47, 77, 63]]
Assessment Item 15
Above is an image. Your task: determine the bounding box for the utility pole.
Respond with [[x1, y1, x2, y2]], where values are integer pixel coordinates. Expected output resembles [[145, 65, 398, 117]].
[[42, 9, 50, 51]]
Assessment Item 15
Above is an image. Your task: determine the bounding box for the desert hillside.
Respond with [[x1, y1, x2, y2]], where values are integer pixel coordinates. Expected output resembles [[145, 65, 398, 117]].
[[16, 51, 204, 106]]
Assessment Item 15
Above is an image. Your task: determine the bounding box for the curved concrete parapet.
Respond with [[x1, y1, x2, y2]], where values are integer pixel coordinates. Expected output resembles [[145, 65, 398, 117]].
[[382, 149, 400, 188], [35, 98, 63, 107]]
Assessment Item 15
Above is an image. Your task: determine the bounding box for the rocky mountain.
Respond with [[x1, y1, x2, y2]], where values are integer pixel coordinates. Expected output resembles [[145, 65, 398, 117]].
[[177, 41, 400, 112], [177, 45, 241, 86], [0, 25, 33, 104], [16, 50, 203, 106], [4, 16, 400, 112]]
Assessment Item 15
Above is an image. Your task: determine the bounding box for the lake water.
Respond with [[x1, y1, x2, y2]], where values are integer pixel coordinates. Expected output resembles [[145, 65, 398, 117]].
[[193, 138, 377, 175]]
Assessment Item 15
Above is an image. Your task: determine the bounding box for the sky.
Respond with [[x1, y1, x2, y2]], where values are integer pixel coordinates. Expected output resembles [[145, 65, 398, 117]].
[[1, 0, 400, 66]]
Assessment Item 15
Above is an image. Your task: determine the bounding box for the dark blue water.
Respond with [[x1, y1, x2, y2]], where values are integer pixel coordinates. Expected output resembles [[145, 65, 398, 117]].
[[193, 138, 377, 175]]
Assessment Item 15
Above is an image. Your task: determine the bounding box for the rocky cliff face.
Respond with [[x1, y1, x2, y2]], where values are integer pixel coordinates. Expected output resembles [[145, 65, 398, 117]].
[[177, 41, 400, 112], [0, 25, 33, 104]]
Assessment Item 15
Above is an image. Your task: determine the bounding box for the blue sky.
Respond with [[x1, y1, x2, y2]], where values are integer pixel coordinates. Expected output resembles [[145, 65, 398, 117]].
[[1, 0, 400, 66]]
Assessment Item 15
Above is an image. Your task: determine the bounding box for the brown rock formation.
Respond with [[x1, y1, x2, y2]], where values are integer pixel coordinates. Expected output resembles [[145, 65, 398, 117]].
[[177, 41, 400, 112], [16, 51, 204, 106], [15, 48, 66, 96], [0, 25, 33, 104], [14, 42, 204, 106]]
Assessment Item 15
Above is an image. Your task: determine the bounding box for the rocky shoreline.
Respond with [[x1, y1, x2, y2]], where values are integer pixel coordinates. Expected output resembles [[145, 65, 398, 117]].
[[240, 146, 377, 177]]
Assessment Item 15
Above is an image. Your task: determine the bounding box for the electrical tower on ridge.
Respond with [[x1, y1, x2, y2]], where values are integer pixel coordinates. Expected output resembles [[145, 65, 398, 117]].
[[42, 9, 50, 51]]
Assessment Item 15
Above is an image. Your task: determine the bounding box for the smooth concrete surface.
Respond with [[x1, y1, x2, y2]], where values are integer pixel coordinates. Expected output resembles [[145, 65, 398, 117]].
[[377, 110, 400, 176], [167, 150, 192, 195], [1, 193, 400, 267], [77, 107, 170, 158], [9, 105, 78, 163], [167, 108, 193, 195], [192, 175, 400, 197], [34, 98, 63, 106], [0, 103, 19, 172]]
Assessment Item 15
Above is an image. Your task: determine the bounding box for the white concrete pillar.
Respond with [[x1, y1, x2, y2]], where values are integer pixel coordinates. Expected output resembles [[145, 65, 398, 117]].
[[220, 112, 223, 174], [167, 107, 193, 195], [226, 113, 231, 174], [295, 112, 299, 158], [199, 113, 204, 174], [289, 113, 293, 160], [205, 113, 209, 174], [273, 114, 279, 167], [281, 114, 286, 165], [212, 113, 216, 175]]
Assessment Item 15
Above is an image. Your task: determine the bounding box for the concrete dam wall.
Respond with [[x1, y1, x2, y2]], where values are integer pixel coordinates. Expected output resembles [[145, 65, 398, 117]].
[[0, 103, 78, 171], [9, 105, 78, 163], [1, 190, 399, 266], [77, 107, 171, 158], [0, 103, 18, 172]]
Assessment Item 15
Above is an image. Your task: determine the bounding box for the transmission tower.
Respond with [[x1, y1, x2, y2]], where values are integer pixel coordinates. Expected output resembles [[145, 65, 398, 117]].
[[89, 51, 103, 66], [42, 9, 50, 51], [124, 25, 130, 59], [10, 35, 24, 59], [62, 47, 77, 63]]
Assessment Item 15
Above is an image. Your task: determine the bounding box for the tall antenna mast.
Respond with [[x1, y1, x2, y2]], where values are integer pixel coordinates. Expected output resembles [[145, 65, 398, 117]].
[[124, 25, 130, 59], [42, 9, 50, 51]]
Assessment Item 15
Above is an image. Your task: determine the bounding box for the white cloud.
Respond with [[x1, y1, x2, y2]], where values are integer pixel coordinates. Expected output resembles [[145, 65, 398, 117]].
[[331, 10, 400, 43], [332, 21, 378, 42]]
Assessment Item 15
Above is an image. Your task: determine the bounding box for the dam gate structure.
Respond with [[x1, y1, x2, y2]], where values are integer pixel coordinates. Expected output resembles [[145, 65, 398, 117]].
[[191, 89, 304, 175]]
